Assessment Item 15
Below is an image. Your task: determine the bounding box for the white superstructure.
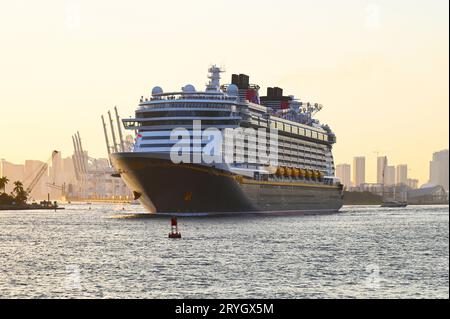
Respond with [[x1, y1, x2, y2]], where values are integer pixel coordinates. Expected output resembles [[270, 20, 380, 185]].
[[123, 66, 337, 181]]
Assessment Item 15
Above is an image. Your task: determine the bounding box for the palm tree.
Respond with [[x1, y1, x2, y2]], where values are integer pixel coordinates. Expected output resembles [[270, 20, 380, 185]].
[[0, 176, 9, 194], [12, 181, 28, 204], [13, 181, 24, 194]]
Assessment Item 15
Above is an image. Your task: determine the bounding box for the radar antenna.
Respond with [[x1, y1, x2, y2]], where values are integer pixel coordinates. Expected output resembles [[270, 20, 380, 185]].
[[206, 65, 224, 92]]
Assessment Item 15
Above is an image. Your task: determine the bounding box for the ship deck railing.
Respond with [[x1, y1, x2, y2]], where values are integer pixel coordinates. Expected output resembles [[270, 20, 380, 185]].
[[137, 103, 236, 111], [144, 92, 237, 102]]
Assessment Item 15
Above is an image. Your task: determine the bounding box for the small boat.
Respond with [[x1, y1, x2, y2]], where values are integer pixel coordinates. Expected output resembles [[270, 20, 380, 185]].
[[380, 200, 408, 208], [379, 174, 407, 208]]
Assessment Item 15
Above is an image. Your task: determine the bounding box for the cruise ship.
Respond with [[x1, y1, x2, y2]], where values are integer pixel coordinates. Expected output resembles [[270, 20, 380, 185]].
[[110, 66, 344, 215]]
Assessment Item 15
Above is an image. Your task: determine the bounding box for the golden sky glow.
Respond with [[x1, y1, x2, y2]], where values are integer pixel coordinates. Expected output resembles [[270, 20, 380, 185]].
[[0, 0, 448, 185]]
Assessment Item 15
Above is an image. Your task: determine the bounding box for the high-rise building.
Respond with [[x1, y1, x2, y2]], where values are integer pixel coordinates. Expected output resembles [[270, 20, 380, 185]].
[[0, 159, 25, 193], [49, 151, 63, 185], [24, 160, 48, 200], [48, 152, 63, 199], [377, 156, 388, 184], [385, 165, 396, 186], [429, 149, 449, 191], [353, 156, 365, 187], [62, 156, 77, 184], [396, 164, 408, 185], [336, 164, 351, 189]]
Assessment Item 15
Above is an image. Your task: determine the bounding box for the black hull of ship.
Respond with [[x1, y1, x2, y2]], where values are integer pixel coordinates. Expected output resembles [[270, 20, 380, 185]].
[[111, 153, 344, 215]]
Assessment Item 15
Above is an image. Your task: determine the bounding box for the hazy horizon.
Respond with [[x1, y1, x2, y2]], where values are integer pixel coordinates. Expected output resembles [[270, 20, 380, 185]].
[[0, 0, 448, 185]]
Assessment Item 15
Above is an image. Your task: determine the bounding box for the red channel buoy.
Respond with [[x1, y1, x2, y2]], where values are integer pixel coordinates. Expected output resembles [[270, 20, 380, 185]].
[[168, 217, 181, 238]]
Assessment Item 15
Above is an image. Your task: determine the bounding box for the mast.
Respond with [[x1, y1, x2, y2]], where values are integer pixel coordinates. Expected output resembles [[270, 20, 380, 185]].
[[206, 65, 224, 92]]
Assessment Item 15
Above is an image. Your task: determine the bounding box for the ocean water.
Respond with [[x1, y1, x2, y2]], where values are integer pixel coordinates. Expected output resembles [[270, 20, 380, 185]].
[[0, 204, 448, 299]]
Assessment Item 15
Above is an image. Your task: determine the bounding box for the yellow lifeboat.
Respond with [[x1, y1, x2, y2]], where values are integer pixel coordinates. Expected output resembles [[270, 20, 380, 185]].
[[305, 170, 312, 178], [313, 170, 319, 179], [318, 171, 325, 180], [292, 168, 300, 178], [276, 167, 285, 176], [285, 167, 292, 177], [299, 169, 306, 177]]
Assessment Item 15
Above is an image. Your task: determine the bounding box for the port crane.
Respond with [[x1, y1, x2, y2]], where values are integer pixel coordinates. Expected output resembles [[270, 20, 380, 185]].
[[25, 150, 59, 195]]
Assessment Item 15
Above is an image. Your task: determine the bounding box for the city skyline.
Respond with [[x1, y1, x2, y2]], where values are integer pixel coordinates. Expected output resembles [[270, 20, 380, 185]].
[[0, 150, 129, 200], [2, 148, 448, 188], [335, 149, 449, 189], [2, 148, 447, 201]]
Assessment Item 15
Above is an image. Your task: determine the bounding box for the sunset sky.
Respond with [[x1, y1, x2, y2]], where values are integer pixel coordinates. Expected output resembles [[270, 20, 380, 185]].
[[0, 0, 448, 185]]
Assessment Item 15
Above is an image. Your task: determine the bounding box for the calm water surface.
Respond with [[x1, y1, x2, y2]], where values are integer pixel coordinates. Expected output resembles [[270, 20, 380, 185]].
[[0, 204, 448, 298]]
